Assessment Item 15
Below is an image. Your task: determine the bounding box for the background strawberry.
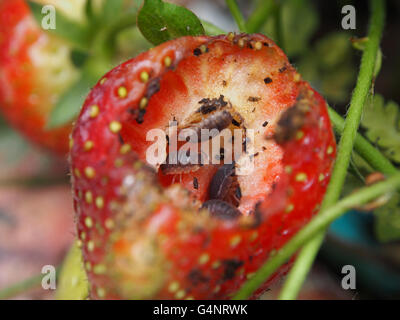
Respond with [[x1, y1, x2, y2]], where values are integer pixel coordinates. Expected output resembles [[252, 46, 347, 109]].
[[70, 33, 336, 299], [0, 0, 148, 155], [0, 0, 81, 155]]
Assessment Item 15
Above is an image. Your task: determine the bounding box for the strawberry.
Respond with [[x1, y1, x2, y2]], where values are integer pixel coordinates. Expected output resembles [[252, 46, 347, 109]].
[[70, 33, 336, 299], [0, 0, 80, 155]]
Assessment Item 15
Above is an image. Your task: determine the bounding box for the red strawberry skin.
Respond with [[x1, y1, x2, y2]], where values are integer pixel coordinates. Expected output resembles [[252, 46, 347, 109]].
[[70, 34, 336, 299], [0, 0, 78, 155]]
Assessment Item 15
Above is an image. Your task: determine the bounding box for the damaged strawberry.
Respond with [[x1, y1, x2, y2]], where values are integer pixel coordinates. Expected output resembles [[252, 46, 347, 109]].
[[70, 33, 336, 299]]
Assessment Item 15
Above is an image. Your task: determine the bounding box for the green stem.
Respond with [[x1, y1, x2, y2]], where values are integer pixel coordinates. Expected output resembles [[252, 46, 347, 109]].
[[92, 12, 137, 60], [201, 20, 226, 36], [274, 2, 283, 47], [85, 0, 95, 22], [277, 232, 324, 299], [328, 107, 398, 176], [0, 274, 42, 299], [0, 176, 68, 187], [278, 0, 385, 300], [246, 0, 277, 33], [232, 172, 400, 300], [226, 0, 248, 32], [86, 12, 138, 80]]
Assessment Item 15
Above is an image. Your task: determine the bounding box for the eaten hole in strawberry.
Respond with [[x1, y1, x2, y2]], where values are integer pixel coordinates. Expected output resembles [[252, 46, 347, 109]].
[[70, 33, 336, 299], [157, 94, 249, 213]]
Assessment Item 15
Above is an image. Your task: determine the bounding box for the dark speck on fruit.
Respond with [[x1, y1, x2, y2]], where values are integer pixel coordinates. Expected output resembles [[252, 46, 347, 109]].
[[264, 77, 273, 84]]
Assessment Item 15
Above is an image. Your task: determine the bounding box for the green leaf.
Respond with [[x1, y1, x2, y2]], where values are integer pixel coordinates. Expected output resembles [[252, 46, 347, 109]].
[[137, 0, 205, 45], [361, 94, 400, 163], [320, 62, 356, 103], [297, 32, 356, 103], [56, 242, 88, 300], [315, 33, 353, 69], [281, 0, 319, 57], [27, 1, 89, 50], [46, 75, 93, 129], [374, 192, 400, 243]]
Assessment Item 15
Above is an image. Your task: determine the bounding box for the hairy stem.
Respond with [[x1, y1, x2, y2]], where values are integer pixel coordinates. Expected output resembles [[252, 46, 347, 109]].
[[233, 172, 400, 300], [278, 0, 386, 300]]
